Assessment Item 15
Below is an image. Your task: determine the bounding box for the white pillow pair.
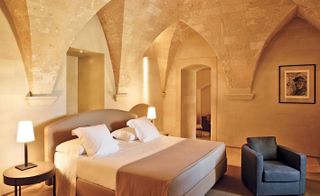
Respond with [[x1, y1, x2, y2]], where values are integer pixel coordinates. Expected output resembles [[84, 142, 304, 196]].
[[71, 124, 119, 157], [56, 118, 160, 156], [127, 116, 160, 143]]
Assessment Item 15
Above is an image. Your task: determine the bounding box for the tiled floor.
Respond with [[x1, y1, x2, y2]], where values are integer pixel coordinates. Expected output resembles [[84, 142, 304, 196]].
[[306, 156, 320, 181], [196, 130, 210, 140], [207, 165, 320, 196], [2, 183, 52, 196]]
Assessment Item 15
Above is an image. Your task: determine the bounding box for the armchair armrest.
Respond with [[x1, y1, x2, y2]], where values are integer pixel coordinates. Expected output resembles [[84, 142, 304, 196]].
[[241, 144, 264, 193], [278, 145, 306, 194], [278, 145, 306, 172]]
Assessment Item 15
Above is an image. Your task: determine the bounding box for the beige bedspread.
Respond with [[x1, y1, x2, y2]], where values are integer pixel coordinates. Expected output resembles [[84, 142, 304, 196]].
[[116, 139, 222, 196]]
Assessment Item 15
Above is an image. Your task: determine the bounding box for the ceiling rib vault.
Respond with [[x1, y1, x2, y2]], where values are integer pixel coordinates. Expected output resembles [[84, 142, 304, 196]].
[[2, 0, 320, 96]]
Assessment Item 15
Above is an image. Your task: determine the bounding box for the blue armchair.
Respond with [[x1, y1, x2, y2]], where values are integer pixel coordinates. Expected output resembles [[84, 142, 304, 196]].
[[241, 136, 306, 196]]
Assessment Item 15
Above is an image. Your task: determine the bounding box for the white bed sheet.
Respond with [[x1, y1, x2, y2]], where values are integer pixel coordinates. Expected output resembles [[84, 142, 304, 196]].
[[55, 136, 184, 196], [55, 136, 226, 196], [77, 135, 185, 190]]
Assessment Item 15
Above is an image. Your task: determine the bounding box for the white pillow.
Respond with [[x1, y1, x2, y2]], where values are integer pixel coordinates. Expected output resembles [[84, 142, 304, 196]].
[[72, 124, 119, 157], [56, 138, 85, 156], [126, 117, 160, 143], [111, 127, 137, 141]]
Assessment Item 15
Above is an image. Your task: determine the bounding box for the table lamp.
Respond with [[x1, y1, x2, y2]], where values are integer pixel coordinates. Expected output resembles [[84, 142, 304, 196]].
[[15, 121, 37, 171], [147, 106, 156, 123]]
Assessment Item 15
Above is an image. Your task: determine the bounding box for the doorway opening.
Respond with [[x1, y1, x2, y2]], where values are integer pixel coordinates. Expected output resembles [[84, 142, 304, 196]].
[[181, 65, 212, 140], [196, 68, 211, 140], [66, 48, 105, 114]]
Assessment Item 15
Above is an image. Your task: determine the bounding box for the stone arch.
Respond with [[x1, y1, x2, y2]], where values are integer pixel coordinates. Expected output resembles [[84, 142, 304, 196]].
[[199, 82, 211, 90], [295, 0, 320, 30], [250, 6, 298, 90], [65, 2, 118, 102], [252, 1, 320, 90], [96, 0, 124, 94], [114, 0, 180, 94], [151, 19, 216, 94], [0, 0, 32, 89], [181, 64, 210, 72], [178, 19, 218, 57], [26, 0, 112, 94], [161, 7, 222, 138]]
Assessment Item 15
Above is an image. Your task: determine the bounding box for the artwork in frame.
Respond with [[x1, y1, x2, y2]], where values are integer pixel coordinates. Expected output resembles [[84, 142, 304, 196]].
[[279, 64, 316, 104]]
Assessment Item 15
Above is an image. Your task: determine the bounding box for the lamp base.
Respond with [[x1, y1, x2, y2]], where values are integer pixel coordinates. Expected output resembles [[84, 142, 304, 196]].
[[15, 163, 37, 171]]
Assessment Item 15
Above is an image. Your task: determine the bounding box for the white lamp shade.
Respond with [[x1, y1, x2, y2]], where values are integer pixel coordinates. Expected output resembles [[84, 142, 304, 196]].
[[17, 121, 35, 143], [147, 106, 157, 120]]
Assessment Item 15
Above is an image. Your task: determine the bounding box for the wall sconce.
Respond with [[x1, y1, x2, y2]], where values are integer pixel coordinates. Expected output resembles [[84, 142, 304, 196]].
[[147, 106, 156, 123], [15, 121, 37, 170]]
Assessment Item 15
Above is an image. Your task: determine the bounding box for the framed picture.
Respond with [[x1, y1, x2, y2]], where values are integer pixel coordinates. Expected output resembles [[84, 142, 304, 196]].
[[279, 64, 316, 104]]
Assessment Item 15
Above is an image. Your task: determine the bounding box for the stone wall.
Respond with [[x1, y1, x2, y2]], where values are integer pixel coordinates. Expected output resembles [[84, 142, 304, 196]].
[[217, 18, 320, 155]]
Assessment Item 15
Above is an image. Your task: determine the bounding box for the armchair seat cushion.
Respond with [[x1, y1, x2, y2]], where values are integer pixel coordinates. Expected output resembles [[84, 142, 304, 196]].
[[263, 161, 300, 182]]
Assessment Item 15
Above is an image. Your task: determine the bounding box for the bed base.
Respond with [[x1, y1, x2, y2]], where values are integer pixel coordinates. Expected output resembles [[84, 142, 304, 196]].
[[76, 157, 227, 196]]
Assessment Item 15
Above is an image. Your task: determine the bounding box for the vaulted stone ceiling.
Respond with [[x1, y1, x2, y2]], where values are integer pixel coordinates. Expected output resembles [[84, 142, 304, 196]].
[[151, 21, 201, 93], [118, 0, 180, 93], [2, 0, 110, 94], [176, 0, 297, 90], [151, 23, 177, 93], [2, 0, 320, 95], [294, 0, 320, 29], [2, 0, 32, 87], [149, 0, 320, 93], [98, 0, 124, 93]]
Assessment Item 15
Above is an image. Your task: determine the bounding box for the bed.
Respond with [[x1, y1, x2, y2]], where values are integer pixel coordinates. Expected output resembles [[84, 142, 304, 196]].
[[44, 109, 227, 196]]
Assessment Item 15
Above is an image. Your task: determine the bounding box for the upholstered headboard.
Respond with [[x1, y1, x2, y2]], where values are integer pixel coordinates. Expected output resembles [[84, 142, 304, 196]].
[[44, 109, 137, 163]]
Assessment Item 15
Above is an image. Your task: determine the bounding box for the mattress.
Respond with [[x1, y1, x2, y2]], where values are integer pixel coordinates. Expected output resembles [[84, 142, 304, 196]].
[[77, 136, 185, 190], [54, 136, 226, 196]]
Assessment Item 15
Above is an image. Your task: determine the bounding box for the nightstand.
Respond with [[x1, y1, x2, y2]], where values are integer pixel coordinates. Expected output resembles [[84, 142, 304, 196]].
[[3, 161, 55, 196]]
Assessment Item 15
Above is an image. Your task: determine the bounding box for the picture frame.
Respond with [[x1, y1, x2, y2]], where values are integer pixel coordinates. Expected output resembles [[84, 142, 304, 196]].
[[279, 64, 316, 104]]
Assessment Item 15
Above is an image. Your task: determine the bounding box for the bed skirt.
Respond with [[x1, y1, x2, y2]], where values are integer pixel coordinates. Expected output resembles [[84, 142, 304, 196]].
[[76, 157, 227, 196]]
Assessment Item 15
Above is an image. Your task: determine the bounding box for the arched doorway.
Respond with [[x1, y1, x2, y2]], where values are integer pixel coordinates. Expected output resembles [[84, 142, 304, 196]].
[[180, 64, 215, 140]]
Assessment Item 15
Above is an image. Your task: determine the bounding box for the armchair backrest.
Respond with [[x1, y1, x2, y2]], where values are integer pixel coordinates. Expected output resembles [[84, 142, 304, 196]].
[[247, 136, 278, 160]]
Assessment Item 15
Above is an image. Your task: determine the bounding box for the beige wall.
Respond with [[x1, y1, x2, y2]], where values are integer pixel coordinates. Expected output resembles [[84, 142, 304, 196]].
[[70, 15, 117, 109], [66, 56, 78, 114], [78, 54, 105, 112], [197, 68, 211, 89], [71, 15, 143, 111], [201, 86, 211, 116], [0, 8, 66, 194], [69, 14, 164, 129], [181, 69, 197, 138], [217, 18, 320, 156], [143, 52, 164, 131]]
